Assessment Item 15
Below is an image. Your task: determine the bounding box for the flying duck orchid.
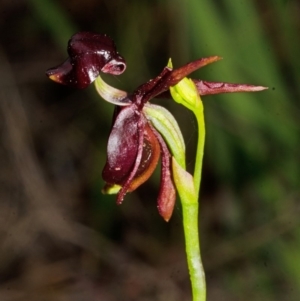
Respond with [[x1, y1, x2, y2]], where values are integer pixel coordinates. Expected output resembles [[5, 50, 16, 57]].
[[46, 31, 267, 221]]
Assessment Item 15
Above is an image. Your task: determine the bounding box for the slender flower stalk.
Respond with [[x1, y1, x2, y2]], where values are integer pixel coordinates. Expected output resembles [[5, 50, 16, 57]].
[[193, 101, 205, 197], [173, 155, 205, 301], [170, 75, 206, 301], [190, 106, 206, 301]]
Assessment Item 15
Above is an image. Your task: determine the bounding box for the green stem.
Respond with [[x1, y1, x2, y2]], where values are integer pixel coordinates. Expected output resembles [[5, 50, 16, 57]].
[[169, 77, 206, 300], [182, 101, 206, 301], [193, 103, 205, 197], [182, 199, 206, 301]]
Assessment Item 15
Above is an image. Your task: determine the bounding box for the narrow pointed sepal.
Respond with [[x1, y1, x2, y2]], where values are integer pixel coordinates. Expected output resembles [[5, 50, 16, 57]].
[[143, 103, 186, 169], [151, 126, 176, 222], [166, 56, 222, 87], [193, 80, 268, 95]]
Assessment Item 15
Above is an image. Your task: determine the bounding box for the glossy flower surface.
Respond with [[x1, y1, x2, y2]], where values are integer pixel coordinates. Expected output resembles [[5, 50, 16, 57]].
[[46, 32, 267, 221], [46, 32, 126, 89]]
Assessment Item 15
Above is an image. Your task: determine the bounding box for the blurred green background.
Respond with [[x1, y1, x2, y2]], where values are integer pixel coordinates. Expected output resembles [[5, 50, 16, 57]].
[[0, 0, 299, 300]]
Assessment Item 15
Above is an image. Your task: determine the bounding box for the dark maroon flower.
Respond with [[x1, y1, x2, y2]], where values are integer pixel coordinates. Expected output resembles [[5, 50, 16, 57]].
[[46, 32, 126, 89], [46, 32, 267, 221]]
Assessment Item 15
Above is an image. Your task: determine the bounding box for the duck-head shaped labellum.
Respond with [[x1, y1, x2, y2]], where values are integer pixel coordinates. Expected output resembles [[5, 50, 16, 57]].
[[46, 32, 126, 89]]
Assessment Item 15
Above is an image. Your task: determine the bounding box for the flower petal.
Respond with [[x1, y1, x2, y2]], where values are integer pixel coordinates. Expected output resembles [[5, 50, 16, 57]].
[[133, 67, 172, 106], [94, 75, 131, 106], [150, 57, 267, 99], [130, 56, 221, 105], [193, 80, 268, 95], [151, 126, 176, 222], [166, 56, 222, 86], [144, 103, 186, 169], [46, 32, 126, 89]]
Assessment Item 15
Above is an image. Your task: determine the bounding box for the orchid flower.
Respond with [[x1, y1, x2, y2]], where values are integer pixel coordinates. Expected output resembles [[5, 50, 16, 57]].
[[46, 31, 268, 301], [46, 32, 267, 222]]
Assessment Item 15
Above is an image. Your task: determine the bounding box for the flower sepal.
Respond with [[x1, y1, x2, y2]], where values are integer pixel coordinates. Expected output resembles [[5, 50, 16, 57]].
[[143, 103, 186, 169]]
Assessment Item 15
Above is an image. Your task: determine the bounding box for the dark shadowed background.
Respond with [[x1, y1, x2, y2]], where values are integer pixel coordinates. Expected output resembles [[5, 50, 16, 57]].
[[0, 0, 299, 300]]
